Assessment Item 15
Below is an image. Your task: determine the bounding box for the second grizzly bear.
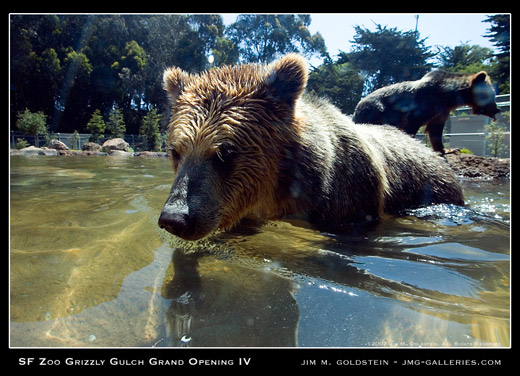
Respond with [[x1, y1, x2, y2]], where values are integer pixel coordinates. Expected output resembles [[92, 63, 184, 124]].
[[352, 70, 500, 154], [158, 54, 464, 241]]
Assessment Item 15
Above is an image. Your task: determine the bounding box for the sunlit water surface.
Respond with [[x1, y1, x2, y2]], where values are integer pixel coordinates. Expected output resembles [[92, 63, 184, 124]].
[[9, 155, 510, 347]]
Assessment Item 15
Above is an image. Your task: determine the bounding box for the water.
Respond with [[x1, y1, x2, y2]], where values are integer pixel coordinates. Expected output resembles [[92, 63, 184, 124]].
[[9, 155, 510, 347]]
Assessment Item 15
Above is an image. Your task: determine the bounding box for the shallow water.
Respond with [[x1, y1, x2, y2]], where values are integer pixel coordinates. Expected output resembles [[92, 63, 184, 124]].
[[9, 155, 510, 347]]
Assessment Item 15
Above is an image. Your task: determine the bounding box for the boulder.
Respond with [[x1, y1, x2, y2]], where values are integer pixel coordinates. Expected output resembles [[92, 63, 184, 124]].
[[102, 138, 130, 152], [15, 146, 59, 156], [48, 139, 69, 150], [82, 142, 102, 152]]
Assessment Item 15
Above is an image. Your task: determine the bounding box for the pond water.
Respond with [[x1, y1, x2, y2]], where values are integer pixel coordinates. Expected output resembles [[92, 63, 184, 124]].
[[9, 155, 510, 347]]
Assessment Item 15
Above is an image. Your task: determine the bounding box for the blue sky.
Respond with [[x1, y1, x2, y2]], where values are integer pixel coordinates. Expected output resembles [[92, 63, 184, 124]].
[[220, 13, 499, 64]]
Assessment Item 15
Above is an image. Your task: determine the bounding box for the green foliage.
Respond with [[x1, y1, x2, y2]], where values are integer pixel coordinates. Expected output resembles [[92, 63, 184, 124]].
[[485, 111, 510, 158], [483, 15, 510, 94], [225, 15, 328, 63], [436, 44, 494, 73], [122, 40, 147, 71], [212, 37, 240, 66], [347, 24, 434, 92], [16, 108, 48, 136], [9, 14, 226, 134], [139, 108, 162, 151], [86, 109, 106, 143], [9, 13, 510, 136], [15, 138, 30, 149], [106, 106, 126, 138], [307, 62, 364, 114]]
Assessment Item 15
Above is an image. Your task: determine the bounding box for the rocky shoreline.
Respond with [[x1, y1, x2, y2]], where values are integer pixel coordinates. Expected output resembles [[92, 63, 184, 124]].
[[10, 139, 510, 181], [10, 146, 168, 158], [10, 137, 168, 158]]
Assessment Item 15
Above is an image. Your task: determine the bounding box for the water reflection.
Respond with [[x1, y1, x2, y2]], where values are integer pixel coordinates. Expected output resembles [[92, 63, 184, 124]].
[[163, 249, 299, 347], [161, 205, 509, 347]]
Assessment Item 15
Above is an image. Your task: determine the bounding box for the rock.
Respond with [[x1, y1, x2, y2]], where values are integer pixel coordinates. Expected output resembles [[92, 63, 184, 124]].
[[10, 149, 24, 156], [14, 146, 59, 156], [48, 139, 69, 150], [102, 138, 130, 152], [82, 142, 102, 151], [108, 150, 132, 157]]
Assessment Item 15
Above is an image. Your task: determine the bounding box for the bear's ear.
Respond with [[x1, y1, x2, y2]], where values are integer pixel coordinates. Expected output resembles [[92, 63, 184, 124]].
[[163, 67, 191, 103], [471, 71, 490, 86], [264, 53, 308, 104]]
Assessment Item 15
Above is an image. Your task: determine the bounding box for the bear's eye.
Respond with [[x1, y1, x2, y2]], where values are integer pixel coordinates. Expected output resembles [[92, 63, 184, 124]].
[[167, 146, 181, 161], [215, 143, 236, 163]]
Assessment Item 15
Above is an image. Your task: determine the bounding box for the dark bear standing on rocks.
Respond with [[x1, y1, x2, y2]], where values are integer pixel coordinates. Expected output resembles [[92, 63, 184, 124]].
[[352, 70, 500, 154], [158, 54, 464, 241]]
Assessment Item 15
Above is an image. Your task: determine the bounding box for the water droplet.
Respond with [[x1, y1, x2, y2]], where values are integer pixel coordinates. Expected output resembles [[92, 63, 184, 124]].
[[179, 335, 192, 347]]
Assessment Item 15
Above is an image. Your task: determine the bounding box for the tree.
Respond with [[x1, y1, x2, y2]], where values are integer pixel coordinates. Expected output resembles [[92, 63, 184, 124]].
[[212, 36, 240, 66], [106, 106, 126, 138], [483, 15, 510, 94], [485, 112, 510, 158], [16, 108, 48, 147], [10, 14, 226, 134], [436, 44, 494, 73], [484, 15, 510, 56], [139, 108, 162, 151], [348, 24, 434, 93], [307, 61, 364, 115], [225, 14, 328, 63], [70, 130, 81, 150], [86, 109, 106, 143]]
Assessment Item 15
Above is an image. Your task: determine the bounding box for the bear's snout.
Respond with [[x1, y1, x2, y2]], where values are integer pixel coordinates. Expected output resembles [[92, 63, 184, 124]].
[[159, 162, 221, 241], [158, 204, 193, 239]]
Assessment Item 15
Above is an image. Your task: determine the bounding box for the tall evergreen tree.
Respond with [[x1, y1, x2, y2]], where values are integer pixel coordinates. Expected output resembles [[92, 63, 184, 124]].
[[347, 24, 433, 93], [106, 106, 126, 138], [86, 109, 105, 143], [483, 15, 510, 93], [139, 108, 162, 151]]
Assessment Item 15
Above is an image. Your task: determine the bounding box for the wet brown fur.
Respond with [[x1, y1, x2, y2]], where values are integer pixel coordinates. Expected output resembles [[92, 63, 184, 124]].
[[159, 54, 464, 240]]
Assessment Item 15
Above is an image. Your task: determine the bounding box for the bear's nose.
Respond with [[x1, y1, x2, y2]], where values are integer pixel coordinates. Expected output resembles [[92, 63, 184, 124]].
[[158, 208, 190, 238]]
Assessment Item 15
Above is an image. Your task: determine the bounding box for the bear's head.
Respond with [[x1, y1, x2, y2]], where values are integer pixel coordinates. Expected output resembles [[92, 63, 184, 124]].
[[470, 71, 500, 120], [158, 54, 308, 240]]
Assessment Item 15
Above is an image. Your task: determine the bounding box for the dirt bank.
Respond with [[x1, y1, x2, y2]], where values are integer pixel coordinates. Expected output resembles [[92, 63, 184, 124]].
[[445, 151, 510, 180]]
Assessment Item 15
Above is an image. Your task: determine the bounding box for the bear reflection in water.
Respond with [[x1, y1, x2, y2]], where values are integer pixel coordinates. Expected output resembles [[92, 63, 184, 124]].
[[163, 246, 299, 347]]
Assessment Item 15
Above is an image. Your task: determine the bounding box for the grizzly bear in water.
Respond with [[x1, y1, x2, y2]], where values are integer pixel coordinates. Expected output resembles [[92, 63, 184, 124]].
[[352, 70, 500, 154], [158, 54, 464, 240]]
